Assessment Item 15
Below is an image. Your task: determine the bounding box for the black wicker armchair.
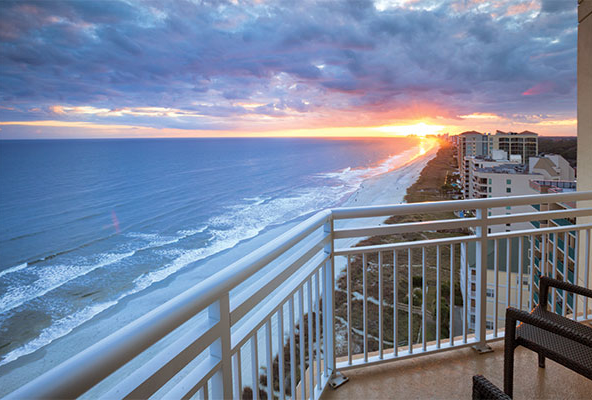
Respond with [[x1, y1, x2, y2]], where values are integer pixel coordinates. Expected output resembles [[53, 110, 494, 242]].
[[504, 276, 592, 397], [472, 375, 510, 400]]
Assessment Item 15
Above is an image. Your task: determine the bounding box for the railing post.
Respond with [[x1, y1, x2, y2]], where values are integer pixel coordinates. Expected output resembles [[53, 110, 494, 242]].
[[209, 295, 233, 399], [324, 217, 335, 372], [324, 215, 347, 389], [474, 208, 493, 353]]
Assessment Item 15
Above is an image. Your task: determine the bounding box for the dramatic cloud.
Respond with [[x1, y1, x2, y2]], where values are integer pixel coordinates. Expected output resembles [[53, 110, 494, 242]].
[[0, 0, 578, 137]]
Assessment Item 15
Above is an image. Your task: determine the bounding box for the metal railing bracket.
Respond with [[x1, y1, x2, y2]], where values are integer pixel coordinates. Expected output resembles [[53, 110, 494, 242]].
[[329, 371, 349, 389], [472, 343, 494, 354]]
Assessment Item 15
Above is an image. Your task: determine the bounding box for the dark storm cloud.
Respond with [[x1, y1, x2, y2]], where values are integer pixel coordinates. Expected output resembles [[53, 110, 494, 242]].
[[0, 0, 578, 129]]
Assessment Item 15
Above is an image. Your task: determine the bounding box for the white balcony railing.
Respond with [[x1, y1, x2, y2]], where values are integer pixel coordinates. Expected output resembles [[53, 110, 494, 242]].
[[6, 191, 592, 399]]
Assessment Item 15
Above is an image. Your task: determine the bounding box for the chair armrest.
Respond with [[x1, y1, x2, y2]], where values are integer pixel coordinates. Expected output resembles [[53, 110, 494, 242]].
[[472, 375, 510, 400], [505, 307, 592, 347], [539, 276, 592, 308]]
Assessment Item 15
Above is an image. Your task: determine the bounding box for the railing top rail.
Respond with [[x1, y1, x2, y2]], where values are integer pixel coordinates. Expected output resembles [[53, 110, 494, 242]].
[[331, 190, 592, 219], [7, 209, 332, 399]]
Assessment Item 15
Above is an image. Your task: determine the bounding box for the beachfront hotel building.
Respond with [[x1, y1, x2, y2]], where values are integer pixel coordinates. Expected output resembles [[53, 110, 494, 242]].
[[492, 130, 539, 164], [6, 2, 592, 399], [457, 131, 539, 198], [460, 154, 575, 331]]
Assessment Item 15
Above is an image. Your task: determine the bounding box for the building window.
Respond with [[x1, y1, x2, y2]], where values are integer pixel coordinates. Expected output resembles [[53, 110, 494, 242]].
[[486, 321, 494, 330], [488, 187, 492, 193], [488, 178, 492, 184], [486, 288, 495, 298], [506, 206, 511, 210], [506, 187, 511, 193], [506, 179, 512, 185]]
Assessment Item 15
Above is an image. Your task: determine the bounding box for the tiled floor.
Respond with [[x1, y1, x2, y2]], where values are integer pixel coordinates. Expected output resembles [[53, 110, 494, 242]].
[[321, 340, 592, 399]]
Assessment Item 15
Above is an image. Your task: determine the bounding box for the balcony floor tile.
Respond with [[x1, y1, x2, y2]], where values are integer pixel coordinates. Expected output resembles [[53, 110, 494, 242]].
[[321, 340, 592, 399]]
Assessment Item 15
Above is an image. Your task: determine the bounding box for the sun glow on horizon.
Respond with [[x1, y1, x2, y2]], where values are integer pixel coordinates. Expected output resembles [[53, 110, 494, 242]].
[[373, 122, 446, 137]]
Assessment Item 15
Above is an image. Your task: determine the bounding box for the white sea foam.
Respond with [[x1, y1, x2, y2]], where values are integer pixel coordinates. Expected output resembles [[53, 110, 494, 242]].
[[0, 262, 28, 279], [315, 147, 420, 185], [126, 227, 207, 247], [176, 226, 207, 236], [242, 196, 271, 206], [0, 228, 208, 315], [0, 251, 134, 314]]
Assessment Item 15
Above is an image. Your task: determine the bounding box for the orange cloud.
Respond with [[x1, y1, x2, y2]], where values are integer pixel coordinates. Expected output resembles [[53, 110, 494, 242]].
[[506, 1, 540, 16], [522, 82, 555, 96], [459, 113, 502, 120]]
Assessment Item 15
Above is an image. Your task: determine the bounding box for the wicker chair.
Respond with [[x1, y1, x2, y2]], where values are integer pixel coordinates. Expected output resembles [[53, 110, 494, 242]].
[[472, 375, 510, 400], [504, 276, 592, 397]]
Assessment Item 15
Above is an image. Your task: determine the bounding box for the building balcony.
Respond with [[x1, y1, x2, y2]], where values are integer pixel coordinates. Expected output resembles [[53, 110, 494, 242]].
[[321, 339, 592, 400], [6, 191, 592, 399]]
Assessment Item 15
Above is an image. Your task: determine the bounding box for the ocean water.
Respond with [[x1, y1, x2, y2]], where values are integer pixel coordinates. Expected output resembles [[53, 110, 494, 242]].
[[0, 137, 424, 370]]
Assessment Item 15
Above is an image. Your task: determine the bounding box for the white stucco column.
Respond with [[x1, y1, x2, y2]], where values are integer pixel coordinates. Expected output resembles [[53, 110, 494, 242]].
[[577, 0, 592, 301]]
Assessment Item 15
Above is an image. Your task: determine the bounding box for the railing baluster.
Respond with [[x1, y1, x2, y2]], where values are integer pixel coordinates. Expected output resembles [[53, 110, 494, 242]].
[[347, 255, 352, 365], [449, 244, 454, 346], [315, 270, 321, 391], [363, 253, 368, 362], [422, 247, 426, 352], [265, 320, 273, 400], [563, 232, 568, 317], [251, 331, 259, 400], [494, 239, 499, 337], [307, 278, 314, 400], [408, 248, 413, 353], [518, 236, 523, 311], [322, 254, 329, 378], [393, 249, 398, 357], [203, 381, 209, 400], [506, 238, 511, 314], [542, 233, 547, 276], [585, 229, 590, 320], [436, 245, 441, 348], [289, 297, 296, 399], [323, 218, 335, 379], [529, 235, 534, 312], [574, 230, 580, 321], [277, 308, 285, 400], [379, 251, 384, 359], [298, 287, 305, 400], [233, 351, 242, 399], [553, 231, 558, 311], [462, 242, 467, 344]]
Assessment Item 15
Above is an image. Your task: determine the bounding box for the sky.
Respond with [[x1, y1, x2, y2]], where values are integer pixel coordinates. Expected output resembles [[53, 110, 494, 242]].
[[0, 0, 579, 139]]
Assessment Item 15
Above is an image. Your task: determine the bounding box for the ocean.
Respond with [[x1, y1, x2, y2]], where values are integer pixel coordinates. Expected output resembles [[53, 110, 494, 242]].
[[0, 137, 429, 385]]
